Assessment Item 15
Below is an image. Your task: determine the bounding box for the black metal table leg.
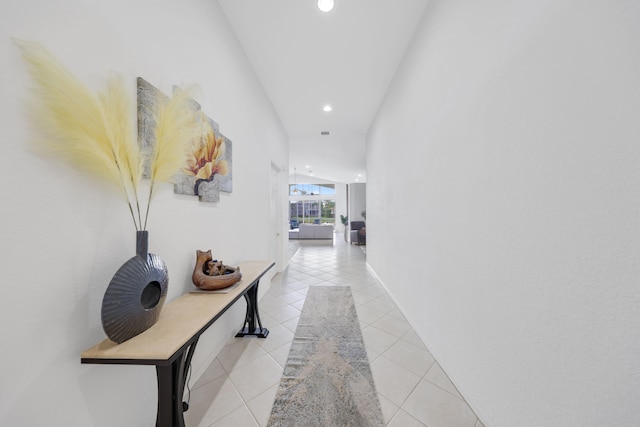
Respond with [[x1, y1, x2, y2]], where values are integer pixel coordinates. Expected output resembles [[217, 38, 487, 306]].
[[236, 280, 269, 338], [156, 361, 183, 427], [155, 338, 199, 427]]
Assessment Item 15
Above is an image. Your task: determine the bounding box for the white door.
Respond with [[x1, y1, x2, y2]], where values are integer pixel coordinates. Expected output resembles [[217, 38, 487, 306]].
[[270, 162, 284, 272]]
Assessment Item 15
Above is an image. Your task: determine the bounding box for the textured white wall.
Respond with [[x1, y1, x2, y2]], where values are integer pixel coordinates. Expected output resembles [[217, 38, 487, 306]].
[[349, 182, 366, 222], [367, 1, 640, 426], [335, 183, 348, 230], [0, 0, 287, 425]]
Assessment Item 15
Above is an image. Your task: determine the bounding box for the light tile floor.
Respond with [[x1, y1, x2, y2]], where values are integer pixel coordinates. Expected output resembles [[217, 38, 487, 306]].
[[185, 235, 485, 427]]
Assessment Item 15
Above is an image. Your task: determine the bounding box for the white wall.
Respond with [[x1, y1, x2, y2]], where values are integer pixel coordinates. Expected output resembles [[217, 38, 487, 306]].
[[0, 0, 287, 425], [349, 182, 366, 222], [335, 183, 348, 232], [367, 1, 640, 426]]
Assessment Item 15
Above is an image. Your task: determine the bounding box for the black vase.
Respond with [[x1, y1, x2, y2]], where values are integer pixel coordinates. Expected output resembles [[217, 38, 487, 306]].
[[101, 231, 169, 344]]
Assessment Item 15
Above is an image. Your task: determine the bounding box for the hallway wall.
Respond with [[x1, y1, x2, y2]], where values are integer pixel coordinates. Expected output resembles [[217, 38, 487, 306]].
[[349, 182, 367, 222], [0, 0, 287, 425], [367, 1, 640, 426]]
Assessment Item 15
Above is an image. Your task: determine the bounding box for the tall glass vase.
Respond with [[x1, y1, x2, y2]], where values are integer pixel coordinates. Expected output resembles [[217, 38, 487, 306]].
[[101, 231, 169, 344]]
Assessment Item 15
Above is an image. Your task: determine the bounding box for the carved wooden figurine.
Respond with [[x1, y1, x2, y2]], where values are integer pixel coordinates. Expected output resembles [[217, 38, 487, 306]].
[[192, 250, 242, 290]]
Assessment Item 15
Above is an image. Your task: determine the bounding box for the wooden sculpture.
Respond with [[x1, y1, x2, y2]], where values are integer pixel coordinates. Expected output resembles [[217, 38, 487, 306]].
[[192, 250, 242, 290]]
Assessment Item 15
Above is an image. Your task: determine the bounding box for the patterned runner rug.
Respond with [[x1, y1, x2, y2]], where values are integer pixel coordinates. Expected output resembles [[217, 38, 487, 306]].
[[268, 286, 385, 427]]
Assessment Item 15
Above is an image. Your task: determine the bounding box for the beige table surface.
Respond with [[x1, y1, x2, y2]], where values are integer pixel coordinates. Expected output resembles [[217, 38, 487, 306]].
[[81, 260, 274, 363]]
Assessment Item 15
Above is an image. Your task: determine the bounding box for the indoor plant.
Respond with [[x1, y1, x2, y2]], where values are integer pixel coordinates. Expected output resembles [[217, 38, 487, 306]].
[[340, 214, 349, 242]]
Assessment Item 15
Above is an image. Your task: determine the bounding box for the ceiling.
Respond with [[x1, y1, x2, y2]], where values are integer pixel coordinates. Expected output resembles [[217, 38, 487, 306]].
[[218, 0, 430, 184]]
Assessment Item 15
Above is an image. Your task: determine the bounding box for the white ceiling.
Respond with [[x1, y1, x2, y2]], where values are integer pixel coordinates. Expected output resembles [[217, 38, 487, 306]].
[[218, 0, 430, 184]]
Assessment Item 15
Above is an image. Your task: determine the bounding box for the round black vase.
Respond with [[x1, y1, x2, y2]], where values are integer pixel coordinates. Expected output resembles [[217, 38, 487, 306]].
[[101, 231, 169, 344]]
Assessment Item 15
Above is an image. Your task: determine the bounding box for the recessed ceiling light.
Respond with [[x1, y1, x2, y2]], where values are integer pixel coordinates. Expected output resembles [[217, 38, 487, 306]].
[[323, 105, 332, 112], [317, 0, 334, 12], [320, 131, 330, 135]]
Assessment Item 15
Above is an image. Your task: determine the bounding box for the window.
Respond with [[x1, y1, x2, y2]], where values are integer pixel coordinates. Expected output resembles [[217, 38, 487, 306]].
[[289, 199, 335, 226], [289, 183, 335, 196], [289, 182, 336, 228]]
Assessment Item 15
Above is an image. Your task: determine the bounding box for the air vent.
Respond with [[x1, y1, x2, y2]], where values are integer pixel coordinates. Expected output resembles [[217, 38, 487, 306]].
[[321, 131, 330, 136]]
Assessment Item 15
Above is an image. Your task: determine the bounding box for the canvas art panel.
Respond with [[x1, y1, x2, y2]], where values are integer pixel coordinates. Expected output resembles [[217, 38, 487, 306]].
[[137, 77, 165, 180], [137, 77, 233, 203]]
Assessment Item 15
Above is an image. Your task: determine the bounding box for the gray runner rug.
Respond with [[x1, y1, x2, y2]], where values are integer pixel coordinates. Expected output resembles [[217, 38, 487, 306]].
[[267, 286, 385, 427]]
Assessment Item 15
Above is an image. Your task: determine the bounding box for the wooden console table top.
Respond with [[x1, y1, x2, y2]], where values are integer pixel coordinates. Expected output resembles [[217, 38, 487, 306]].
[[81, 260, 274, 363]]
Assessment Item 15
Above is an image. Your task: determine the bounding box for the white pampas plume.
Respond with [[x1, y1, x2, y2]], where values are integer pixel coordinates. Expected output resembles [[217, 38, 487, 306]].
[[16, 39, 195, 231], [16, 39, 142, 229], [142, 87, 194, 229]]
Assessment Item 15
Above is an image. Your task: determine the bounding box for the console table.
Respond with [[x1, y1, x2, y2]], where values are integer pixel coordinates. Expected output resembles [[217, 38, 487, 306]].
[[81, 260, 274, 427]]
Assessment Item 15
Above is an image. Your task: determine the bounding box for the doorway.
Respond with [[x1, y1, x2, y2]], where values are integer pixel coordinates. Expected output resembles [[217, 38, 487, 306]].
[[270, 162, 285, 272]]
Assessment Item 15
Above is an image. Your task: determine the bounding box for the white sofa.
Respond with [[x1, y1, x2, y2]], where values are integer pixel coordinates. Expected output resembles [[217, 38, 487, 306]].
[[296, 224, 334, 240]]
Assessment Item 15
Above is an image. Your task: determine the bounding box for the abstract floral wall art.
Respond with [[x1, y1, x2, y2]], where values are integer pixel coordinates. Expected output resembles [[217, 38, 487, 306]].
[[137, 77, 233, 203]]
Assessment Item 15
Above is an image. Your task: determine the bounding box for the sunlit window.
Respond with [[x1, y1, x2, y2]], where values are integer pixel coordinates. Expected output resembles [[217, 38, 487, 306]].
[[289, 199, 335, 227], [289, 183, 335, 196]]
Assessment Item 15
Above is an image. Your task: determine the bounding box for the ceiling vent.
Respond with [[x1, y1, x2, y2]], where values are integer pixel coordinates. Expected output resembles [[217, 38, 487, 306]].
[[321, 131, 330, 135]]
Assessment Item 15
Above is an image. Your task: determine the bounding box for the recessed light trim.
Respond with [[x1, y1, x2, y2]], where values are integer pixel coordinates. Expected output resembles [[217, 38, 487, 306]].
[[321, 131, 330, 135], [318, 0, 334, 12]]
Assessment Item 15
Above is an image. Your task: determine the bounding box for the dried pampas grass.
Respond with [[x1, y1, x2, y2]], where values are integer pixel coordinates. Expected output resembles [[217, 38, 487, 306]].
[[15, 39, 193, 231], [143, 86, 194, 229]]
